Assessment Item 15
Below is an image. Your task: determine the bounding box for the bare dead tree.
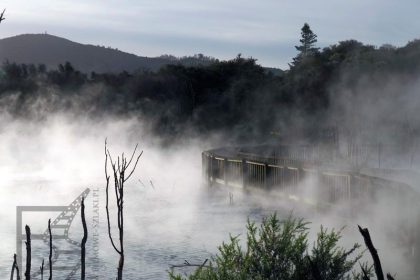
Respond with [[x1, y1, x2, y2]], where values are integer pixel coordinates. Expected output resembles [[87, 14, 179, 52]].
[[358, 225, 385, 280], [0, 9, 5, 23], [170, 259, 209, 269], [10, 254, 20, 280], [10, 256, 15, 280], [81, 197, 87, 280], [40, 259, 44, 280], [24, 225, 31, 280], [48, 219, 52, 280], [105, 140, 142, 280]]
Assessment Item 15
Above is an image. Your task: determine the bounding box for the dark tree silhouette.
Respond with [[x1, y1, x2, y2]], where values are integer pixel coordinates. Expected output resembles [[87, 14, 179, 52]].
[[48, 219, 52, 280], [292, 23, 319, 65], [358, 225, 397, 280], [24, 226, 31, 280], [0, 9, 5, 23], [40, 259, 44, 280], [10, 254, 20, 280], [105, 140, 142, 280], [81, 197, 88, 280]]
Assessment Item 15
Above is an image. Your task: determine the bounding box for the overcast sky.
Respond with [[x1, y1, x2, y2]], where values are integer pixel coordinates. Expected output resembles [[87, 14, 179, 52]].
[[0, 0, 419, 69]]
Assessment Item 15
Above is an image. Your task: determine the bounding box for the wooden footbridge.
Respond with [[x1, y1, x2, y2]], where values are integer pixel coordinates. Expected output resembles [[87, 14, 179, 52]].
[[202, 145, 419, 207], [202, 144, 420, 270]]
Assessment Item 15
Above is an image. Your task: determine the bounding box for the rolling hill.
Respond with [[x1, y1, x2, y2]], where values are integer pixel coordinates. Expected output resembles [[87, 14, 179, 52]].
[[0, 34, 200, 73]]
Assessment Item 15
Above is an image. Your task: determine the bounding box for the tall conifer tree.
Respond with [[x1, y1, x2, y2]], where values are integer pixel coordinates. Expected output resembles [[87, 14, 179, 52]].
[[292, 23, 319, 65]]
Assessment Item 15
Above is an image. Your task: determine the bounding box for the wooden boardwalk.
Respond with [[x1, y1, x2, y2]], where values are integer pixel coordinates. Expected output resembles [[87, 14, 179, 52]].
[[203, 146, 417, 207], [202, 145, 420, 269]]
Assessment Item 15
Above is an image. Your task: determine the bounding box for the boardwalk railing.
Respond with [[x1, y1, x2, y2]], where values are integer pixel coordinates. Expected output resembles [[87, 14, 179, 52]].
[[202, 148, 417, 207], [202, 145, 420, 266]]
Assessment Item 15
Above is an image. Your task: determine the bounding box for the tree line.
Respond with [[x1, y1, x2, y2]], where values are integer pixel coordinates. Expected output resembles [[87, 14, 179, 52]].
[[1, 24, 420, 145]]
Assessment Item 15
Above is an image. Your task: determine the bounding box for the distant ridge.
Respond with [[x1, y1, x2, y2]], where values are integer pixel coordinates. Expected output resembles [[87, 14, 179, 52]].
[[0, 33, 282, 74], [0, 34, 196, 73]]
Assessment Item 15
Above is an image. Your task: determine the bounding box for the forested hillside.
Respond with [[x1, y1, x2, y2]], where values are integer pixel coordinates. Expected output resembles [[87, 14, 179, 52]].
[[1, 25, 420, 145]]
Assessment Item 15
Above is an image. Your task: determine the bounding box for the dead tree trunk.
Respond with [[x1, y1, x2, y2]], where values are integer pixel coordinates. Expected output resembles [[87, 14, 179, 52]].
[[358, 225, 384, 280], [81, 197, 87, 280], [48, 219, 52, 280], [40, 259, 44, 280], [24, 225, 31, 280], [10, 254, 20, 280], [105, 140, 142, 280], [10, 256, 15, 280]]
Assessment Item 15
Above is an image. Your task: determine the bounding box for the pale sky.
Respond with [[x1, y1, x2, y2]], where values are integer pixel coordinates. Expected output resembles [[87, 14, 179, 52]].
[[0, 0, 419, 69]]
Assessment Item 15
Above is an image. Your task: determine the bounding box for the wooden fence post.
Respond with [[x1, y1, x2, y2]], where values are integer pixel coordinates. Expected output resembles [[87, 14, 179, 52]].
[[208, 155, 213, 186], [264, 164, 269, 189], [349, 174, 356, 218], [242, 159, 247, 188], [202, 153, 205, 180], [224, 158, 228, 186]]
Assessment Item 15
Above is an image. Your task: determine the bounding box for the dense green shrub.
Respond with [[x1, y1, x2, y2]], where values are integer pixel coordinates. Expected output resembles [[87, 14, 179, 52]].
[[170, 214, 371, 280]]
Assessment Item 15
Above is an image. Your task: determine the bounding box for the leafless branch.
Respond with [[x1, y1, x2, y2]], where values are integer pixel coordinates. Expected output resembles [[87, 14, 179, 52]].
[[105, 140, 142, 280], [10, 254, 20, 280], [126, 144, 138, 168], [0, 9, 5, 23], [170, 259, 210, 269], [105, 141, 121, 255], [125, 150, 143, 182], [138, 179, 146, 188]]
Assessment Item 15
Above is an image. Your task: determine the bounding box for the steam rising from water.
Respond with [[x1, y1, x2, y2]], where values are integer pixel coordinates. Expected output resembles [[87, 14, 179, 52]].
[[0, 113, 418, 278], [0, 114, 288, 278]]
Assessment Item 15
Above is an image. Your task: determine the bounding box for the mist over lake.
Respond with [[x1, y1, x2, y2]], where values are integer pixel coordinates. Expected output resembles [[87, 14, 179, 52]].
[[1, 2, 420, 279]]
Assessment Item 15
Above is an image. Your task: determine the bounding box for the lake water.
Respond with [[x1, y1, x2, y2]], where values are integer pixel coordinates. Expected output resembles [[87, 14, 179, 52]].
[[1, 168, 418, 279], [0, 178, 298, 279]]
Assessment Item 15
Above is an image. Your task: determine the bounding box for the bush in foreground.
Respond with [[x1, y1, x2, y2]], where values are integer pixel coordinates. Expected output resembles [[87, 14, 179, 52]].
[[170, 214, 371, 280]]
